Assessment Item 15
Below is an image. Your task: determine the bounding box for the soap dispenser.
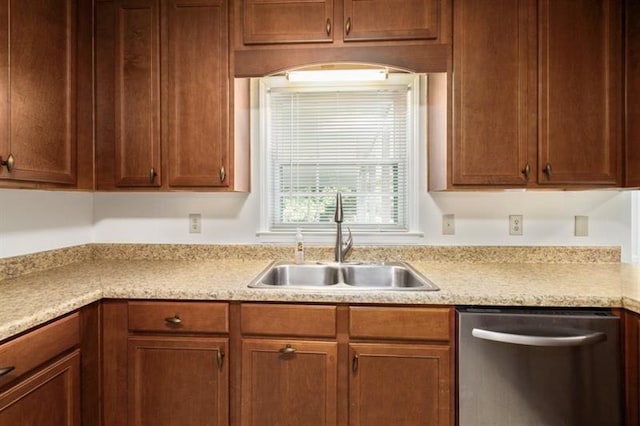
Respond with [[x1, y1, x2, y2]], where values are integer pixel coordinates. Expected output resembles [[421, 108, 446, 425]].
[[294, 228, 305, 264]]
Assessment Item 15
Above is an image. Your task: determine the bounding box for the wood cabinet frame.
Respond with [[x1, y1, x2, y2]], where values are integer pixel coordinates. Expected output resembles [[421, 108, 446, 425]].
[[0, 0, 93, 190], [232, 0, 452, 77], [95, 0, 249, 192], [433, 0, 624, 190]]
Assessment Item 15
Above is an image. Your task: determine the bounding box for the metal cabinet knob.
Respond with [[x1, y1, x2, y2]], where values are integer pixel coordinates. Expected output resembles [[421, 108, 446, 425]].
[[219, 166, 226, 183], [164, 315, 182, 325], [279, 344, 296, 355], [521, 163, 531, 179], [1, 154, 15, 172], [543, 163, 552, 179], [0, 366, 15, 378], [326, 18, 332, 36], [216, 350, 225, 369], [345, 17, 352, 35], [149, 167, 157, 183], [352, 354, 359, 373]]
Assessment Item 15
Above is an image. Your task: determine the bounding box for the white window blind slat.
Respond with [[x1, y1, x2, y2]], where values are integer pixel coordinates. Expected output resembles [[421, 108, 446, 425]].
[[264, 77, 415, 232]]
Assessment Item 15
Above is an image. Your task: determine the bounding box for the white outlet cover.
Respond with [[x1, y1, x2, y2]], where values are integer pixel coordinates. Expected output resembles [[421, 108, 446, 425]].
[[509, 215, 523, 236], [189, 213, 202, 234], [442, 214, 455, 235], [575, 215, 588, 237]]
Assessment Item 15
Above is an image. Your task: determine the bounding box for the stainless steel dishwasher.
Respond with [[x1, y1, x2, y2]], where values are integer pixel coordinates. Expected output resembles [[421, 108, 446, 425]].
[[457, 307, 621, 426]]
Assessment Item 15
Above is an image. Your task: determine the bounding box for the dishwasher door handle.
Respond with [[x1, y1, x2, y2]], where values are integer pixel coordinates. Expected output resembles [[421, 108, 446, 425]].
[[471, 327, 607, 347]]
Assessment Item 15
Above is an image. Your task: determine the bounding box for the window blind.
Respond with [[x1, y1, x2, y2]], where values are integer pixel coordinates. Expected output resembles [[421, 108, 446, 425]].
[[266, 84, 411, 232]]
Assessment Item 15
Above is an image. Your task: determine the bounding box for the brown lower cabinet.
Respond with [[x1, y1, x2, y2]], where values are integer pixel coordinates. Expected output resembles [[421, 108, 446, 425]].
[[0, 312, 84, 425], [128, 336, 228, 426], [103, 301, 453, 425], [349, 343, 450, 426], [240, 339, 338, 426], [625, 309, 640, 425], [237, 303, 453, 426], [0, 351, 81, 425]]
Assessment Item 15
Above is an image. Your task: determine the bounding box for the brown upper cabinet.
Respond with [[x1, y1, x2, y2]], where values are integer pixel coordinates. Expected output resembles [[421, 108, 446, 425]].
[[626, 0, 640, 187], [0, 0, 93, 189], [432, 0, 623, 190], [96, 0, 249, 191], [241, 0, 442, 45], [242, 0, 335, 44], [233, 0, 451, 76], [99, 0, 161, 188]]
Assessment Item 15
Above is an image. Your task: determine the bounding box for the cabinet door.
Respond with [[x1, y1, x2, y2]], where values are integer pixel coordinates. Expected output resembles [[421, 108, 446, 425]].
[[349, 343, 451, 426], [452, 0, 536, 186], [0, 350, 80, 426], [243, 0, 334, 44], [128, 336, 228, 426], [624, 310, 640, 426], [0, 0, 76, 185], [114, 0, 161, 187], [538, 0, 621, 185], [165, 0, 229, 188], [343, 0, 440, 42], [626, 0, 640, 187], [241, 339, 338, 426]]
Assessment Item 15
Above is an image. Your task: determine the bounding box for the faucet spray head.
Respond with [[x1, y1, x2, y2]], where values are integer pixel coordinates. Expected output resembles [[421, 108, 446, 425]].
[[334, 192, 343, 223]]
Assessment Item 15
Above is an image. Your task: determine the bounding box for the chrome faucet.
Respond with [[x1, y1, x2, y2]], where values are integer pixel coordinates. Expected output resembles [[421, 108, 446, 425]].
[[334, 192, 353, 263]]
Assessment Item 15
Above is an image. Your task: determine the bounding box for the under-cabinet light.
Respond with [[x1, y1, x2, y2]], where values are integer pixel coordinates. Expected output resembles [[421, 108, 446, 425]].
[[286, 68, 388, 82]]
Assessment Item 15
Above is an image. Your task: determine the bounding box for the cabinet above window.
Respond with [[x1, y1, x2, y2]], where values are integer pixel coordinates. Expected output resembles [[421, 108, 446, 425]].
[[233, 0, 451, 77]]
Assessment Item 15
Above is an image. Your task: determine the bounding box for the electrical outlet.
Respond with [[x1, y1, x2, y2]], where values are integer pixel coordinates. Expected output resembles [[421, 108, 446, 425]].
[[189, 213, 202, 234], [442, 214, 455, 235], [575, 215, 588, 237], [509, 215, 523, 235]]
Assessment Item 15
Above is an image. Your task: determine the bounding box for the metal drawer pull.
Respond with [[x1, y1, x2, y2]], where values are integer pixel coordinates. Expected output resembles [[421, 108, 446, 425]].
[[217, 350, 225, 369], [149, 167, 157, 183], [326, 18, 331, 35], [0, 366, 15, 377], [219, 166, 226, 183], [352, 354, 359, 373], [279, 344, 296, 355], [164, 315, 182, 325], [521, 163, 531, 179], [472, 327, 606, 347], [345, 17, 351, 35], [543, 162, 552, 179], [0, 154, 14, 172]]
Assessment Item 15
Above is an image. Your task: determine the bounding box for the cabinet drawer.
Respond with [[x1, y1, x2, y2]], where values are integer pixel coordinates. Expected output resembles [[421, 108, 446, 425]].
[[0, 313, 80, 386], [241, 304, 337, 337], [349, 307, 451, 341], [128, 301, 228, 333]]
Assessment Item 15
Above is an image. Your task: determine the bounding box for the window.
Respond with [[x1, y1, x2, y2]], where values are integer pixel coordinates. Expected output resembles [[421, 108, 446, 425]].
[[258, 72, 423, 240]]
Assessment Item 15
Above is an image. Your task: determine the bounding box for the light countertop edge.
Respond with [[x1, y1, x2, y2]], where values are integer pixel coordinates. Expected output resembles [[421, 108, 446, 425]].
[[0, 259, 638, 342]]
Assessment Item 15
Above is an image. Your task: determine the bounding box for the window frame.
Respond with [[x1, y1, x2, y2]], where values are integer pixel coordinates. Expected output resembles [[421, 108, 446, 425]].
[[255, 73, 426, 244]]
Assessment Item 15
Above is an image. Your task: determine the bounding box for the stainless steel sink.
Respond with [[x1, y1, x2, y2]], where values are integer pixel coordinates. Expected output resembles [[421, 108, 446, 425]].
[[249, 261, 439, 291], [258, 263, 340, 287]]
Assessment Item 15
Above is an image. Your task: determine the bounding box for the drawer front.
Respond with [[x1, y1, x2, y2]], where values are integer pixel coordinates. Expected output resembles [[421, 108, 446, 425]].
[[0, 313, 80, 386], [349, 306, 451, 341], [241, 304, 337, 338], [128, 301, 229, 333]]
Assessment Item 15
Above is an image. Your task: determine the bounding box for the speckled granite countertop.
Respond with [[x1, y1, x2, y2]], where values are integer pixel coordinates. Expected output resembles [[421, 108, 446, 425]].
[[1, 250, 639, 342]]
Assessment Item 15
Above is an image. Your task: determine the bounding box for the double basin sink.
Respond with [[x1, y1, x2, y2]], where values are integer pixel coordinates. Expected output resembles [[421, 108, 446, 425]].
[[249, 261, 439, 291]]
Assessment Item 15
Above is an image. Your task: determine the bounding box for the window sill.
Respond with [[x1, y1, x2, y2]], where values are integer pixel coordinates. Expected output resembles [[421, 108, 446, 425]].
[[256, 231, 425, 245]]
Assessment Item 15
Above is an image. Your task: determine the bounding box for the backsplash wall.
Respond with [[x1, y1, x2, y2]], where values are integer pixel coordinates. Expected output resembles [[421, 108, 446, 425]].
[[0, 189, 94, 258], [92, 190, 633, 261], [0, 188, 634, 261]]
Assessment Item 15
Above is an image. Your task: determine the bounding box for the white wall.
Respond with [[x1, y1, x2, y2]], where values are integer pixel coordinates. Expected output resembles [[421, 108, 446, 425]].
[[0, 189, 93, 258], [0, 188, 634, 261], [92, 190, 634, 262]]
